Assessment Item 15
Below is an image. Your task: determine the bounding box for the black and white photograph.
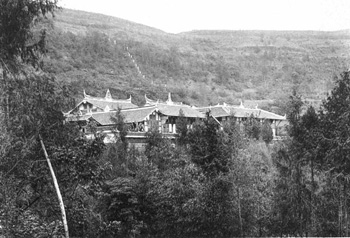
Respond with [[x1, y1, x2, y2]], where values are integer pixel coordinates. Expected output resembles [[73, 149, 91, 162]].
[[1, 0, 350, 237]]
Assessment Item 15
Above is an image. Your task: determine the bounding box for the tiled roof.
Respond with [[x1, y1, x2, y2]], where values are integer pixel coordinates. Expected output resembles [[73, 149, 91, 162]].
[[197, 106, 230, 117], [91, 106, 157, 125], [227, 107, 286, 120], [157, 103, 205, 118], [89, 112, 117, 125], [197, 104, 286, 121], [67, 91, 285, 125], [227, 107, 259, 118], [122, 107, 157, 123], [67, 90, 138, 115], [67, 103, 205, 126], [84, 98, 138, 110], [65, 114, 91, 122], [144, 93, 205, 118], [256, 109, 286, 120]]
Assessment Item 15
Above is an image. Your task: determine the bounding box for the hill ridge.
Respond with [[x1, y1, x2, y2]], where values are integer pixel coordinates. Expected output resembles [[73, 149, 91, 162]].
[[44, 8, 350, 114]]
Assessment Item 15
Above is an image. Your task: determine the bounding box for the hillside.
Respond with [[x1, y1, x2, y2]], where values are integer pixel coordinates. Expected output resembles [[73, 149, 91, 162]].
[[42, 8, 350, 113]]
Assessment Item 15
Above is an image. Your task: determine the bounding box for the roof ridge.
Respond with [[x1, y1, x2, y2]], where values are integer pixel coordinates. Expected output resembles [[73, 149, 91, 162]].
[[121, 105, 156, 111], [88, 111, 115, 115], [157, 102, 190, 107], [88, 97, 132, 103], [197, 105, 223, 109]]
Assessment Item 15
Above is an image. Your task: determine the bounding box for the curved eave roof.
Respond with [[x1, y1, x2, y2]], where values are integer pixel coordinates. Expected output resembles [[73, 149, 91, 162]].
[[157, 104, 205, 118], [91, 107, 157, 125], [122, 106, 157, 123], [197, 106, 230, 118], [85, 98, 138, 110], [196, 105, 286, 121], [67, 97, 138, 115], [227, 107, 286, 120], [65, 114, 91, 122]]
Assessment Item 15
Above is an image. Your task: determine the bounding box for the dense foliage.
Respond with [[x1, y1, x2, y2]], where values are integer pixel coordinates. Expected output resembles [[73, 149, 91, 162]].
[[269, 71, 350, 236], [0, 1, 106, 237], [98, 116, 276, 237]]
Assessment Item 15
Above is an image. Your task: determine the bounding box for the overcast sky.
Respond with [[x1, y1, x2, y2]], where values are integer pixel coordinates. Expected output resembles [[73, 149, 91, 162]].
[[59, 0, 350, 34]]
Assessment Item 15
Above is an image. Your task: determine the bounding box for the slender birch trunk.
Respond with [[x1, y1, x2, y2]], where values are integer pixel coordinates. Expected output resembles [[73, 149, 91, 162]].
[[39, 135, 69, 238]]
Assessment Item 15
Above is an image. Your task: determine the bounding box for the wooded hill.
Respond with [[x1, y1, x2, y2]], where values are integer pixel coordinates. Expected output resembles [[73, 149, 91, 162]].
[[43, 8, 350, 114]]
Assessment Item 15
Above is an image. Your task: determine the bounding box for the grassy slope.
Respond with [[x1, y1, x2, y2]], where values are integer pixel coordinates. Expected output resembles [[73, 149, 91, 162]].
[[45, 8, 350, 113]]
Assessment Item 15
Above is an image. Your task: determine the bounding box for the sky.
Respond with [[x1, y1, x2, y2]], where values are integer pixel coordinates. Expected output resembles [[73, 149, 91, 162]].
[[59, 0, 350, 34]]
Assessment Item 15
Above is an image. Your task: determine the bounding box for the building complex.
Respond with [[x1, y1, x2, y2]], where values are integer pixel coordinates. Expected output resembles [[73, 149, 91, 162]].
[[66, 89, 286, 146]]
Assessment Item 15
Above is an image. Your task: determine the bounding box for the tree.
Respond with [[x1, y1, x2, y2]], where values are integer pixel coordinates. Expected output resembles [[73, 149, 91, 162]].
[[0, 0, 59, 70], [243, 114, 261, 140], [176, 109, 188, 146], [261, 120, 273, 144], [107, 108, 129, 177], [0, 72, 106, 237], [270, 71, 350, 237], [144, 128, 173, 171], [0, 2, 109, 237], [299, 106, 320, 235], [187, 113, 229, 177], [0, 2, 68, 235], [317, 71, 350, 174], [316, 70, 350, 236], [40, 134, 69, 238], [268, 91, 313, 236], [0, 112, 17, 237]]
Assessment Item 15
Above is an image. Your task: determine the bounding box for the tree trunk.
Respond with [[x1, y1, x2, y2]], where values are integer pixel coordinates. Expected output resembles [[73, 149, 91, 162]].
[[345, 182, 348, 237], [237, 187, 243, 237], [1, 69, 9, 124], [2, 182, 9, 237], [339, 182, 343, 236], [296, 162, 303, 236], [39, 135, 69, 238], [258, 200, 262, 237], [310, 157, 315, 236]]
